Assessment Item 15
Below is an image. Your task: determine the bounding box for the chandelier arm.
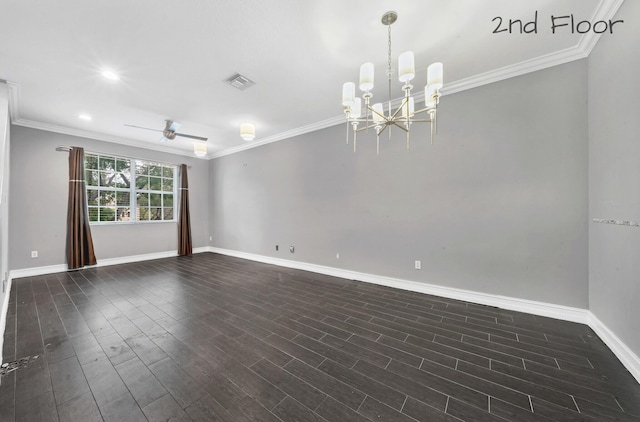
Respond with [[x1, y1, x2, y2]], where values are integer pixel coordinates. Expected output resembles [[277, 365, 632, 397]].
[[389, 121, 409, 133], [353, 121, 383, 132], [367, 105, 388, 122], [390, 98, 409, 120], [404, 118, 431, 123], [412, 107, 433, 115]]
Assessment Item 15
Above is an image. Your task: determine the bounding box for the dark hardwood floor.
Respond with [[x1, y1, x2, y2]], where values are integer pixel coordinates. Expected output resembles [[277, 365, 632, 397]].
[[1, 252, 639, 421]]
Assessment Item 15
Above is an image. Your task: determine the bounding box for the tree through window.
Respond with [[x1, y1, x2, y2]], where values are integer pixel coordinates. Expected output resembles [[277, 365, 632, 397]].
[[85, 153, 177, 223]]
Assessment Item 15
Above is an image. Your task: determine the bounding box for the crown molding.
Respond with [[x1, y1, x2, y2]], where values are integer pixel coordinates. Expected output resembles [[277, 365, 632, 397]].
[[208, 115, 346, 159], [11, 118, 204, 159], [3, 80, 20, 123], [443, 0, 624, 96], [209, 38, 586, 160], [5, 0, 625, 161], [580, 0, 625, 57], [211, 0, 624, 159]]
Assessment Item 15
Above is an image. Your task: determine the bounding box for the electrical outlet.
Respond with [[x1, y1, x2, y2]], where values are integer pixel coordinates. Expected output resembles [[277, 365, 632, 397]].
[[275, 245, 279, 251], [336, 252, 340, 259], [209, 236, 212, 241], [290, 246, 295, 253], [415, 260, 421, 270], [31, 250, 38, 258]]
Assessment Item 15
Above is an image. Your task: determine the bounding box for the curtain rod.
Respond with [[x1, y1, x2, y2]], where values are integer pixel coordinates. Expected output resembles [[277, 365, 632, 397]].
[[56, 146, 191, 168]]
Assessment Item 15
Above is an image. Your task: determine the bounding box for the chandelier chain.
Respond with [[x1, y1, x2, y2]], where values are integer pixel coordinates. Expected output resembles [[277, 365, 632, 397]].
[[387, 22, 392, 107]]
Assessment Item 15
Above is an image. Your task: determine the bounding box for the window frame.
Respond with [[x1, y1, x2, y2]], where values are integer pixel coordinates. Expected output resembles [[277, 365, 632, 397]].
[[84, 153, 179, 225]]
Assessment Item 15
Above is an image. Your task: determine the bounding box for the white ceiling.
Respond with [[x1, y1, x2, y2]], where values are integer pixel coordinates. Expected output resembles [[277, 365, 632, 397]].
[[0, 0, 622, 158]]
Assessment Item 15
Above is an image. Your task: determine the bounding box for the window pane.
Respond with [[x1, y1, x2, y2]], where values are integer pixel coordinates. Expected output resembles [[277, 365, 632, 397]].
[[116, 208, 130, 221], [85, 155, 98, 170], [99, 207, 116, 222], [164, 194, 173, 207], [116, 191, 130, 207], [88, 207, 98, 222], [87, 189, 99, 206], [149, 193, 161, 206], [162, 178, 173, 192], [136, 176, 149, 190], [85, 170, 99, 186], [100, 170, 118, 187], [149, 165, 162, 177], [138, 207, 149, 221], [137, 192, 149, 206], [163, 208, 174, 220], [163, 166, 174, 178], [135, 161, 148, 175], [149, 207, 162, 221], [99, 190, 116, 206], [149, 177, 162, 191], [115, 171, 131, 188], [116, 159, 130, 172], [99, 157, 115, 171]]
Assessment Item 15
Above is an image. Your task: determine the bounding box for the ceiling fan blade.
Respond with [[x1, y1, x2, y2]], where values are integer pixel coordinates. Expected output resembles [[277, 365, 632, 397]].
[[175, 132, 208, 141], [168, 121, 182, 132], [124, 124, 163, 132]]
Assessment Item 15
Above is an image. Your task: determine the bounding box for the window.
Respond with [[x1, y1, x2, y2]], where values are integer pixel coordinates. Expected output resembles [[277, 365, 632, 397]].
[[85, 153, 177, 223]]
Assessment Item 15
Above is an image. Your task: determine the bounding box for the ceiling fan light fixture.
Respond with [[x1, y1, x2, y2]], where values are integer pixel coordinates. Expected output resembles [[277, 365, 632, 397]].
[[194, 143, 207, 157], [240, 122, 256, 141]]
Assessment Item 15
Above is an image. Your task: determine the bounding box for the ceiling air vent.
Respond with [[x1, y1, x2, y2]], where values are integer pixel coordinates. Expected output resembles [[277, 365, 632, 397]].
[[225, 73, 255, 91]]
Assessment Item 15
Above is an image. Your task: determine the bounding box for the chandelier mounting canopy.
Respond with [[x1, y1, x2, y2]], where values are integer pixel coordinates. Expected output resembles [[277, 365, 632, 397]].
[[381, 11, 397, 26]]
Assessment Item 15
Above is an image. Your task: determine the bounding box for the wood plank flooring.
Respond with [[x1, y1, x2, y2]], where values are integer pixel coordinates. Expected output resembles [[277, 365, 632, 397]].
[[1, 252, 639, 421]]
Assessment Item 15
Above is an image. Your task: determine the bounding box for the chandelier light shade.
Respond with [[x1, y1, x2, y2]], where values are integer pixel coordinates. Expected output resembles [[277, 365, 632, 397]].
[[240, 122, 256, 141], [193, 142, 207, 157], [341, 11, 444, 153], [359, 63, 374, 91]]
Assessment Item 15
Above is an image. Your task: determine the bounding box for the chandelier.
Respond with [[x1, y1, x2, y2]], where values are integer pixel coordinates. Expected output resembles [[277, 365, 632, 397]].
[[341, 11, 444, 153]]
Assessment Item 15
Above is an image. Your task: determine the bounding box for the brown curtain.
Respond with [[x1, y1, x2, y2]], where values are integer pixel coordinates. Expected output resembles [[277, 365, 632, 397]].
[[66, 147, 97, 269], [178, 164, 192, 256]]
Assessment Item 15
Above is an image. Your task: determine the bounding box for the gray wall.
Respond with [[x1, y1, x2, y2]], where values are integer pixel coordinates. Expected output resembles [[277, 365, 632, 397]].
[[9, 126, 209, 271], [210, 60, 589, 308], [588, 1, 640, 357]]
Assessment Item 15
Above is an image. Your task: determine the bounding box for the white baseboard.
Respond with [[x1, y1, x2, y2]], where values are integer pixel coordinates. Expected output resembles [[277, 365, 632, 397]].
[[209, 247, 589, 323], [8, 246, 210, 279], [1, 247, 209, 368], [4, 246, 639, 384], [210, 246, 640, 384], [588, 313, 640, 383]]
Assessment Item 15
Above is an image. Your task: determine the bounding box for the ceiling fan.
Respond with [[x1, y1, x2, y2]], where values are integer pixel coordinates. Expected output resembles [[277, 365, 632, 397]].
[[125, 119, 208, 142]]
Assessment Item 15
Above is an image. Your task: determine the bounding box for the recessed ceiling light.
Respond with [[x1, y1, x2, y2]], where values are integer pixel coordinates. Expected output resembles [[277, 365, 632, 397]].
[[101, 70, 120, 81], [78, 114, 92, 121]]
